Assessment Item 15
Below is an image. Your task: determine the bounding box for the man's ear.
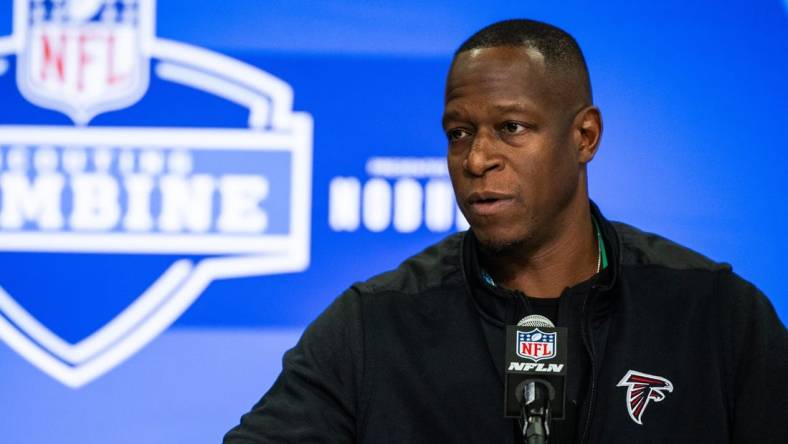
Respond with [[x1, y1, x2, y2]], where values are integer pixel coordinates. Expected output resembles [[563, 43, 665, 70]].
[[575, 106, 602, 164]]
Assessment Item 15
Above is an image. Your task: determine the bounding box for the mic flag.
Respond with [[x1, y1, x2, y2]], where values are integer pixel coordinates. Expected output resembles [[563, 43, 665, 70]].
[[504, 316, 568, 419]]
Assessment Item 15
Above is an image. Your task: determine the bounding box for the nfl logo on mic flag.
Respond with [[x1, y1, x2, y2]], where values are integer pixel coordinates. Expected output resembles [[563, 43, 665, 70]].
[[0, 0, 313, 388], [505, 325, 568, 418], [516, 328, 556, 362]]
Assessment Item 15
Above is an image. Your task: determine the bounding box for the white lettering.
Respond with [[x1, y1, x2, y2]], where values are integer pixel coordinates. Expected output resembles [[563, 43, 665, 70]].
[[362, 178, 391, 232], [118, 149, 135, 174], [0, 173, 65, 229], [63, 148, 87, 174], [393, 178, 422, 233], [122, 174, 154, 231], [425, 178, 454, 232], [33, 146, 58, 172], [328, 177, 361, 232], [69, 173, 120, 230], [327, 174, 468, 233], [217, 175, 268, 233], [507, 362, 565, 373], [167, 151, 193, 175], [8, 146, 28, 171], [94, 148, 113, 172], [140, 150, 164, 175], [158, 175, 215, 232], [365, 157, 448, 178]]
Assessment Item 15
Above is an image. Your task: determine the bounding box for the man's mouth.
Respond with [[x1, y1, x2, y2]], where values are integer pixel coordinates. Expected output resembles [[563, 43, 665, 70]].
[[467, 192, 514, 216]]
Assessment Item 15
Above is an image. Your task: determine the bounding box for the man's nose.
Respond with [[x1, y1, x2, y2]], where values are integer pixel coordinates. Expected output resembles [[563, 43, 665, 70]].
[[464, 129, 502, 177]]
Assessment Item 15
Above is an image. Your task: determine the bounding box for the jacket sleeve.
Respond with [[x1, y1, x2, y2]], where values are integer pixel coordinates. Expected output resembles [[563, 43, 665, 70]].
[[720, 271, 788, 443], [223, 288, 364, 443]]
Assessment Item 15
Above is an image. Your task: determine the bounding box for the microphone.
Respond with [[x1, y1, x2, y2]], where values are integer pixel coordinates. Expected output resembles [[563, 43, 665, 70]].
[[516, 314, 554, 328], [505, 315, 567, 444], [516, 379, 553, 444]]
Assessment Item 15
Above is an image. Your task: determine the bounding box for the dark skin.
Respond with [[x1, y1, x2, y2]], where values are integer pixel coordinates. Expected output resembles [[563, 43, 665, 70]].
[[443, 46, 603, 298]]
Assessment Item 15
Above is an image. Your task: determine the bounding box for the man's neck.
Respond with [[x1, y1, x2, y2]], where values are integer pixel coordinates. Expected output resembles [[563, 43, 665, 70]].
[[480, 202, 598, 299]]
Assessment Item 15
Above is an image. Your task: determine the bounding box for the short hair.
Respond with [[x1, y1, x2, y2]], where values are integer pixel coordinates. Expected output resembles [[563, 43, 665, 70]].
[[455, 19, 593, 104]]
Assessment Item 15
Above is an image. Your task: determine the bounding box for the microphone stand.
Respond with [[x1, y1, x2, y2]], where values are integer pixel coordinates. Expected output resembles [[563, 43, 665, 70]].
[[517, 380, 552, 444]]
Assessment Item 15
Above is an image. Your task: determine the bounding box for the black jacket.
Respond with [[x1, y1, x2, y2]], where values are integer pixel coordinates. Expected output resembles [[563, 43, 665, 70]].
[[224, 206, 788, 443]]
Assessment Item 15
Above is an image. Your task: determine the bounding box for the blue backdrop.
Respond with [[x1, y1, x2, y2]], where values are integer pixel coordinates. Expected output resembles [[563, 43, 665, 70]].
[[0, 1, 785, 442]]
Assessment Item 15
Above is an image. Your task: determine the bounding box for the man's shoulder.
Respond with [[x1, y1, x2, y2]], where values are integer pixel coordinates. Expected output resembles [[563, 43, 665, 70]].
[[352, 232, 466, 296], [611, 221, 731, 272]]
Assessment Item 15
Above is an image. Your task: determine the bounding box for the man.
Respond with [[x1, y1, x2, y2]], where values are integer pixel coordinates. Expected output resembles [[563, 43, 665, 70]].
[[224, 19, 787, 443]]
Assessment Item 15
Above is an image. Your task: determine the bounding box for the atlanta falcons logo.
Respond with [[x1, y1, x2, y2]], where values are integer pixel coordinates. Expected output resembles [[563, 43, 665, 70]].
[[617, 370, 674, 425]]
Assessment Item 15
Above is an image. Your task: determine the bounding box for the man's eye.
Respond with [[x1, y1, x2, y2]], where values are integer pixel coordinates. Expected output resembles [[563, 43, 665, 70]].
[[501, 122, 527, 134], [447, 128, 471, 142]]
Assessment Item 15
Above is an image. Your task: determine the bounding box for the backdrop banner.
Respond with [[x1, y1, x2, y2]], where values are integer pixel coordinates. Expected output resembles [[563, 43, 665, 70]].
[[0, 1, 785, 442]]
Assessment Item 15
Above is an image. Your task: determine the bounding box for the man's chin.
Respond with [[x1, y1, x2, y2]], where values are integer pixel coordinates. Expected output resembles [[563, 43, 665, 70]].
[[473, 230, 528, 256]]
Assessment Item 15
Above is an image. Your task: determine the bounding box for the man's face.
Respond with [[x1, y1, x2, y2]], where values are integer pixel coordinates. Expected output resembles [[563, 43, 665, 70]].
[[443, 46, 585, 251]]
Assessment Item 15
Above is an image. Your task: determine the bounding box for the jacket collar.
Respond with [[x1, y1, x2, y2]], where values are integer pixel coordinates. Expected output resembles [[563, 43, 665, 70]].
[[460, 200, 620, 324], [589, 200, 620, 292]]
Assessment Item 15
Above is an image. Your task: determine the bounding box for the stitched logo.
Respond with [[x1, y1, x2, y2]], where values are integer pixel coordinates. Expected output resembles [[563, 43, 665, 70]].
[[617, 370, 674, 425]]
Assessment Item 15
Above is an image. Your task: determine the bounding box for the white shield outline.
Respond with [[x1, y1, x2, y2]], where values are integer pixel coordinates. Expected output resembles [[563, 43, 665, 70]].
[[0, 2, 313, 388], [516, 328, 557, 362], [13, 0, 154, 125]]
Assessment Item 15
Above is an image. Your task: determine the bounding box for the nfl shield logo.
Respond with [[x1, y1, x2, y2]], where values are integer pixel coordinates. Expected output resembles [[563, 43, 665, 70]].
[[0, 0, 312, 388], [516, 328, 557, 362], [16, 0, 152, 124]]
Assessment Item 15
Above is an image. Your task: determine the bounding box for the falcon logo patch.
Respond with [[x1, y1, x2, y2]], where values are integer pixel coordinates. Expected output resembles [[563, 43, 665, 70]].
[[617, 370, 673, 425]]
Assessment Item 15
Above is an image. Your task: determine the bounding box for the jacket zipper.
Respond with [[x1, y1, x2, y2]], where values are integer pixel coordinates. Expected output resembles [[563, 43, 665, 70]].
[[579, 288, 597, 444]]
